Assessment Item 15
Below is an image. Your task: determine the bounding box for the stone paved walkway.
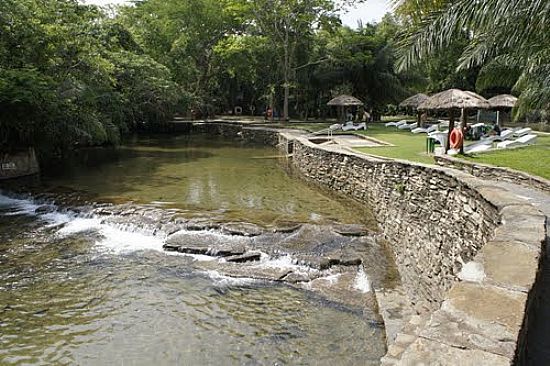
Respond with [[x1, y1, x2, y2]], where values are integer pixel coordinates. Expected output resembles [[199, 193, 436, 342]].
[[479, 180, 550, 364]]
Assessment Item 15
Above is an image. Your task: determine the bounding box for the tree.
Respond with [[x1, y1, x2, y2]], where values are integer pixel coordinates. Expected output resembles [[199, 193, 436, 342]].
[[395, 0, 550, 119], [0, 0, 180, 157]]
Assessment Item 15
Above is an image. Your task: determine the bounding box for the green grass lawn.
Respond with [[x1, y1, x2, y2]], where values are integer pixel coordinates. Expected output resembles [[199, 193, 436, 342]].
[[464, 135, 550, 179], [351, 123, 436, 164], [270, 119, 550, 179]]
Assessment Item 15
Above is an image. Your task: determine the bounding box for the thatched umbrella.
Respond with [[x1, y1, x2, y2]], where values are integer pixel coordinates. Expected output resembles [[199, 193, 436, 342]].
[[327, 95, 364, 122], [488, 94, 518, 126], [399, 93, 429, 126], [419, 89, 490, 153]]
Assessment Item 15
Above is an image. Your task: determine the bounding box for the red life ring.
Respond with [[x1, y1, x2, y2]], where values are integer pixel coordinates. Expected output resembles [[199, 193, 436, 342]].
[[449, 128, 464, 149]]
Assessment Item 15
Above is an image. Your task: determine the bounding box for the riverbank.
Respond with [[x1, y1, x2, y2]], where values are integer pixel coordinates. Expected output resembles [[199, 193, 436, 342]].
[[188, 121, 547, 365]]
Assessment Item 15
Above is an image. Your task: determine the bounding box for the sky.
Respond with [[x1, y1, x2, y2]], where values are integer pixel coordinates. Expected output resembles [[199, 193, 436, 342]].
[[83, 0, 392, 27]]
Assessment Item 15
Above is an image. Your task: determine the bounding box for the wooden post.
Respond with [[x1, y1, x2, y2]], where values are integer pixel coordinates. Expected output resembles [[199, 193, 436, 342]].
[[445, 109, 455, 154], [460, 108, 468, 154], [417, 110, 422, 127]]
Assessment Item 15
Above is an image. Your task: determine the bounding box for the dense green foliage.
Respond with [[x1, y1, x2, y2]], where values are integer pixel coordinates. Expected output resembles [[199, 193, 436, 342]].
[[3, 0, 547, 159], [0, 0, 179, 156], [120, 0, 412, 120]]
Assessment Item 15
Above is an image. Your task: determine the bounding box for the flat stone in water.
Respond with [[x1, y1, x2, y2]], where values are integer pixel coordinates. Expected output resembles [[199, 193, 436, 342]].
[[221, 222, 264, 237], [164, 230, 250, 257], [225, 252, 262, 263], [331, 224, 369, 237]]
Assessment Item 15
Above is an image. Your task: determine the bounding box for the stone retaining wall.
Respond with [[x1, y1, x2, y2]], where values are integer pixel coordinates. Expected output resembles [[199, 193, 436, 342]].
[[191, 123, 548, 365], [435, 155, 550, 194], [0, 149, 40, 180], [190, 122, 280, 146]]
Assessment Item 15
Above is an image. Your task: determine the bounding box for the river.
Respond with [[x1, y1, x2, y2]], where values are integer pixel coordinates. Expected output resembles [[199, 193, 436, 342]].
[[0, 134, 393, 365]]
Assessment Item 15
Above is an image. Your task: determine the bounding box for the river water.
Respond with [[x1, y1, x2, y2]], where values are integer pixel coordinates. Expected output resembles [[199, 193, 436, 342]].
[[0, 135, 390, 365]]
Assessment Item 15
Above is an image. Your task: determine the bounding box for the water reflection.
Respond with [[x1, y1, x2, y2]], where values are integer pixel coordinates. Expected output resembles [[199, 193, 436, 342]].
[[0, 135, 386, 365], [31, 134, 376, 226]]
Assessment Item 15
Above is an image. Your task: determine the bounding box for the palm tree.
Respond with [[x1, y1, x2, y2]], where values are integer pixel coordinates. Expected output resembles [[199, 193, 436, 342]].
[[394, 0, 550, 120]]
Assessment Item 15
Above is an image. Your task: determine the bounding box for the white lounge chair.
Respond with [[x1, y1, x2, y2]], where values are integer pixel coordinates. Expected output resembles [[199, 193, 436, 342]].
[[342, 122, 367, 131], [496, 134, 537, 149], [310, 123, 342, 137], [328, 123, 342, 136], [399, 122, 418, 130], [464, 141, 493, 154], [385, 120, 409, 127], [428, 131, 449, 147], [517, 134, 537, 144], [412, 124, 438, 134], [353, 122, 367, 130], [513, 127, 532, 137], [499, 129, 515, 140]]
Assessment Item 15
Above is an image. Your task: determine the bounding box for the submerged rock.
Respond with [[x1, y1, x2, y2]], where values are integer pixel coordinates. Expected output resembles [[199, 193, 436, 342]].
[[221, 222, 264, 237], [164, 230, 250, 257], [331, 224, 369, 237], [225, 252, 262, 263]]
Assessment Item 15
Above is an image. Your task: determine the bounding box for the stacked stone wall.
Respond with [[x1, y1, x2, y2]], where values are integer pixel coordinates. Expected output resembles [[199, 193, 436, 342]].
[[435, 155, 550, 194], [289, 138, 500, 312]]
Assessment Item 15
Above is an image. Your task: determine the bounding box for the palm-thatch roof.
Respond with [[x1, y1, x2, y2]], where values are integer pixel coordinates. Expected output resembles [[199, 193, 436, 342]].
[[399, 93, 429, 108], [418, 89, 490, 110], [327, 95, 364, 107], [488, 94, 518, 109]]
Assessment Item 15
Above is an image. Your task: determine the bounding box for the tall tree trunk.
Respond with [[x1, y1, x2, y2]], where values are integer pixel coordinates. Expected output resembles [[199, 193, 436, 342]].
[[283, 31, 290, 123], [460, 108, 468, 154]]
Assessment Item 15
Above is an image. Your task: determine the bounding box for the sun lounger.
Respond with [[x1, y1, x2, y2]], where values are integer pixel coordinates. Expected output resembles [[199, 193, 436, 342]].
[[513, 127, 532, 137], [310, 123, 342, 137], [464, 142, 493, 154], [496, 134, 537, 149], [428, 131, 449, 147], [412, 124, 438, 134], [342, 122, 366, 131], [516, 134, 537, 144], [499, 129, 515, 140], [385, 120, 409, 127], [353, 122, 366, 130], [398, 122, 418, 130]]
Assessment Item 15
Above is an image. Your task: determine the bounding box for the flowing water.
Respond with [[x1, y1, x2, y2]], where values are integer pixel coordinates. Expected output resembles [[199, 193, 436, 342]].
[[0, 135, 389, 365]]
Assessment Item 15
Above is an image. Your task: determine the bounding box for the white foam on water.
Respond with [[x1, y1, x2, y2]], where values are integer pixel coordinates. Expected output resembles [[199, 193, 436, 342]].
[[57, 217, 102, 234], [93, 225, 165, 254], [204, 270, 257, 286], [316, 273, 341, 285], [165, 251, 218, 261], [0, 193, 44, 216], [257, 254, 312, 272], [353, 267, 371, 293]]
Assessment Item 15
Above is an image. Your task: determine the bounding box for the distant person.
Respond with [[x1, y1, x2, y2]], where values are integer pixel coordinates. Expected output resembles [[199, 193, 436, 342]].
[[346, 110, 353, 122], [265, 107, 272, 121], [362, 110, 370, 123], [489, 122, 501, 136]]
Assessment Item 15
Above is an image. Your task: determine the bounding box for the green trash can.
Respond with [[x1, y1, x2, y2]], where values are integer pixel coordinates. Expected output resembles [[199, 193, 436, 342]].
[[426, 137, 436, 153]]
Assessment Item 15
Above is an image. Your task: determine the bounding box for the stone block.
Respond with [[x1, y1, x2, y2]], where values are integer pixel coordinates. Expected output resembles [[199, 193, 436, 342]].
[[477, 240, 541, 292], [476, 186, 527, 209], [494, 207, 546, 248], [398, 338, 510, 366], [419, 282, 526, 358]]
